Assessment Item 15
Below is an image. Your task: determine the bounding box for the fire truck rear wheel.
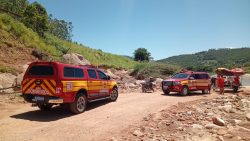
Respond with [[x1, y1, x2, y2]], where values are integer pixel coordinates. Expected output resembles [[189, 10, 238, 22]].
[[202, 89, 209, 94], [38, 104, 53, 111], [70, 93, 87, 114]]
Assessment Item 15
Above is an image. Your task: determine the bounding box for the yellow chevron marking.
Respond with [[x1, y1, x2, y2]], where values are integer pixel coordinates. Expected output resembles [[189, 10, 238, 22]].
[[25, 83, 36, 93], [23, 79, 35, 91], [40, 84, 52, 95], [44, 80, 55, 93], [22, 79, 29, 85], [50, 80, 56, 87]]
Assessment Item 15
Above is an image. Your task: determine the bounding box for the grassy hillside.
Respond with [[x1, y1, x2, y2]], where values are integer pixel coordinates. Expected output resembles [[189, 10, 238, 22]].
[[0, 13, 137, 70], [158, 48, 250, 73], [130, 62, 179, 79]]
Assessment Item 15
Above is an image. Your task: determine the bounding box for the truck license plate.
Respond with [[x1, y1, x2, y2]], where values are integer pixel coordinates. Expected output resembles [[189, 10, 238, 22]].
[[34, 96, 44, 101]]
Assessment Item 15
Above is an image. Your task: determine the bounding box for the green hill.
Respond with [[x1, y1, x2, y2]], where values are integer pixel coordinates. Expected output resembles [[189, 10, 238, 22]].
[[157, 48, 250, 73], [0, 13, 137, 71]]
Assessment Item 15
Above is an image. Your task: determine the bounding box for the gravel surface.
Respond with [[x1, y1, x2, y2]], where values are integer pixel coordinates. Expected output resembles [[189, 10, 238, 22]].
[[0, 91, 217, 141]]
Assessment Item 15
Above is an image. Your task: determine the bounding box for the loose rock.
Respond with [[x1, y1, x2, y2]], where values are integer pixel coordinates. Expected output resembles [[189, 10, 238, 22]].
[[246, 113, 250, 121], [133, 129, 144, 137], [191, 124, 203, 129], [212, 117, 226, 126], [205, 123, 222, 129]]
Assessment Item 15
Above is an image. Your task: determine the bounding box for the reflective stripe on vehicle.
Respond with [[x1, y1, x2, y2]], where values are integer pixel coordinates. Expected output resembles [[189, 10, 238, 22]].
[[22, 79, 56, 96]]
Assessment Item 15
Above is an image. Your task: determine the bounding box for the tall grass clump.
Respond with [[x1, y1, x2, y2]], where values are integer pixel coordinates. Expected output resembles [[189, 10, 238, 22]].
[[0, 65, 17, 75]]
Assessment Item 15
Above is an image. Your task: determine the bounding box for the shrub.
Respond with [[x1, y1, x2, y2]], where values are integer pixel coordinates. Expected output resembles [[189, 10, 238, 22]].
[[0, 65, 17, 75]]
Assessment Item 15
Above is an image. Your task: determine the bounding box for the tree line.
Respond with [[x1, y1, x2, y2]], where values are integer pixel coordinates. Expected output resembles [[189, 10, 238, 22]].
[[158, 47, 250, 72], [0, 0, 73, 40]]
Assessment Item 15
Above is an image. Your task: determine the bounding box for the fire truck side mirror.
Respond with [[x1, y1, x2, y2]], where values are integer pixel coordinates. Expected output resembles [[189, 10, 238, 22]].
[[106, 75, 111, 80]]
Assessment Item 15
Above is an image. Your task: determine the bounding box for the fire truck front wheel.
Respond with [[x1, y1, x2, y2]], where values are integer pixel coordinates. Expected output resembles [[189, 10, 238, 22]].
[[233, 86, 238, 93], [181, 86, 189, 96], [110, 88, 118, 102]]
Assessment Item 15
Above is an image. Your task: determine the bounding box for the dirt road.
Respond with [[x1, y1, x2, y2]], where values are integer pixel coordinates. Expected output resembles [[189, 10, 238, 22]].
[[0, 92, 217, 141]]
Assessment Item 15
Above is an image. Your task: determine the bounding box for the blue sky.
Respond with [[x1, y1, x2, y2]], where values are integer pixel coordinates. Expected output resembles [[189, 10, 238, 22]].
[[30, 0, 250, 60]]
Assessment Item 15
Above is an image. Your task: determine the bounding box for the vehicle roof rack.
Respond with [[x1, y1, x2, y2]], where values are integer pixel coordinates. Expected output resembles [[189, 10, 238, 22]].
[[78, 64, 97, 68], [180, 69, 193, 73]]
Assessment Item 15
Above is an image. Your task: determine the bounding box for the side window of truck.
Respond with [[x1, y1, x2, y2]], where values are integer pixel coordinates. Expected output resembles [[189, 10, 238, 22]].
[[87, 69, 97, 79], [29, 65, 54, 76], [75, 68, 84, 77], [190, 74, 198, 79], [64, 67, 74, 77], [199, 74, 209, 79], [98, 70, 107, 80], [191, 74, 200, 79], [64, 67, 84, 78]]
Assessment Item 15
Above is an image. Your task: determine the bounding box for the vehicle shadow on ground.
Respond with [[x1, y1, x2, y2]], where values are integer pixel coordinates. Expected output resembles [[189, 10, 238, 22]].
[[11, 100, 110, 122], [213, 89, 243, 94], [161, 91, 211, 97], [86, 100, 110, 111], [10, 106, 73, 122], [161, 89, 242, 97]]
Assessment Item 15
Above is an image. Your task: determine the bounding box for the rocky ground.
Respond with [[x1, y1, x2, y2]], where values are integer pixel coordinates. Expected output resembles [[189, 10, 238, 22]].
[[104, 68, 163, 93], [0, 93, 25, 104], [114, 88, 250, 141], [0, 86, 250, 141]]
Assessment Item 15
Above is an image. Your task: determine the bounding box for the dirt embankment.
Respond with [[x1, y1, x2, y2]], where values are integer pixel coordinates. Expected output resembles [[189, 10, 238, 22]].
[[0, 29, 37, 73]]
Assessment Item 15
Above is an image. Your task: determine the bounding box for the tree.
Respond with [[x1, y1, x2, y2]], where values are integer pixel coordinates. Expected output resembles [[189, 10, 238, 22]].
[[0, 0, 28, 16], [48, 14, 73, 41], [134, 48, 152, 62], [21, 2, 48, 37]]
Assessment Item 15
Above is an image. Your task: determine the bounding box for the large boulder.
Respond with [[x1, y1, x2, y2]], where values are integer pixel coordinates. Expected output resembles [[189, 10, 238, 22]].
[[0, 73, 16, 93], [105, 69, 119, 79], [63, 53, 91, 65], [155, 78, 163, 89], [155, 78, 163, 84], [31, 49, 49, 60], [212, 117, 226, 126], [16, 63, 29, 86]]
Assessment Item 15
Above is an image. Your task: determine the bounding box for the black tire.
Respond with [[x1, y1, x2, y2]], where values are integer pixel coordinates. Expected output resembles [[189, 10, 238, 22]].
[[142, 87, 146, 93], [233, 86, 238, 93], [181, 86, 189, 96], [163, 90, 170, 95], [38, 104, 53, 111], [202, 89, 209, 94], [110, 88, 118, 102], [69, 93, 87, 114]]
